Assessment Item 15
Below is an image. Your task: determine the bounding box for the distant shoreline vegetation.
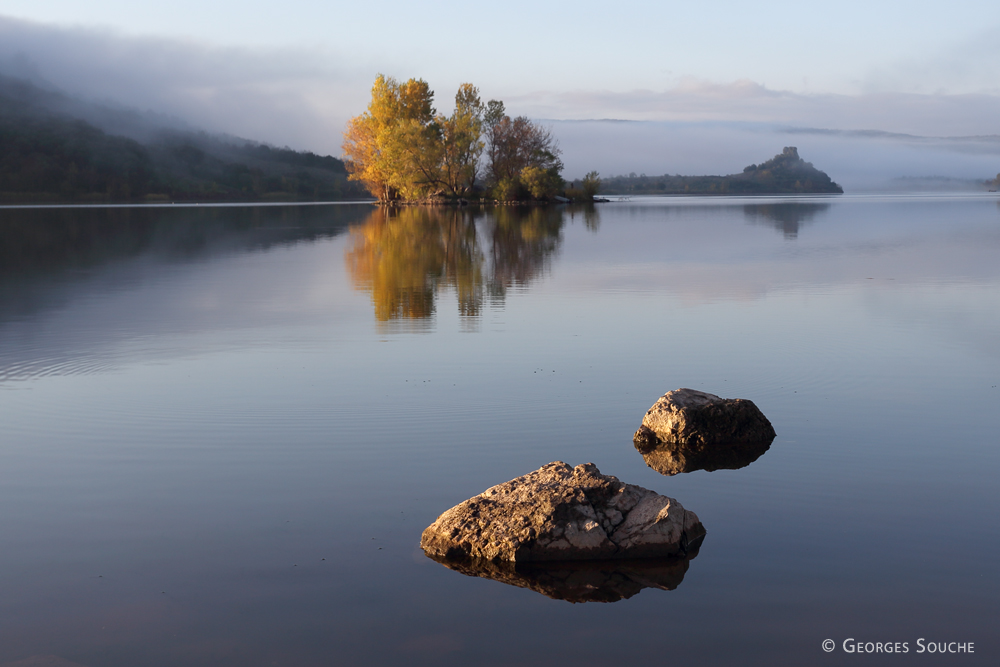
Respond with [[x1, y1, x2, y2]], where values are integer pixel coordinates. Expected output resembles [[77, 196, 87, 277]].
[[601, 148, 844, 196], [342, 75, 601, 205], [0, 74, 368, 204]]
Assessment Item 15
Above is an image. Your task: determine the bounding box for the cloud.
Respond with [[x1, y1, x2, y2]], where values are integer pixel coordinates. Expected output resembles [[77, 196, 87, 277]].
[[861, 26, 1000, 96], [0, 15, 373, 154], [508, 81, 1000, 137]]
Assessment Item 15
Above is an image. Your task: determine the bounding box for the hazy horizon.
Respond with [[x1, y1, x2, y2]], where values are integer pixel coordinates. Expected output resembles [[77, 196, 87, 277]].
[[1, 8, 997, 188]]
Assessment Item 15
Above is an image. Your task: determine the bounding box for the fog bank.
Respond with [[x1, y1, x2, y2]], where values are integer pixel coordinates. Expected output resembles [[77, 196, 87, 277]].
[[552, 121, 1000, 191], [0, 15, 369, 154]]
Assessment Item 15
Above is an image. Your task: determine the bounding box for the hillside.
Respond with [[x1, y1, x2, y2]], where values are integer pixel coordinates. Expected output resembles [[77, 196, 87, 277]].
[[0, 75, 368, 203], [601, 147, 843, 195]]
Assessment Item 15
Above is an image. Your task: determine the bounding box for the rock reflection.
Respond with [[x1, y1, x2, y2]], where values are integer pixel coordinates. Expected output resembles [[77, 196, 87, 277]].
[[427, 551, 696, 603], [638, 438, 773, 476], [743, 202, 830, 239], [346, 206, 563, 321]]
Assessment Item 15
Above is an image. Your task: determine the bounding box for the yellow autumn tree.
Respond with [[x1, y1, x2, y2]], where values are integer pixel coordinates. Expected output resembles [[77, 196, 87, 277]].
[[342, 75, 438, 202], [344, 76, 564, 202]]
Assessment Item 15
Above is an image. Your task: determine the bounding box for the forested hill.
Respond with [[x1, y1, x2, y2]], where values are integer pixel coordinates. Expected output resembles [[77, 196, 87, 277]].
[[0, 75, 368, 203], [601, 147, 843, 195]]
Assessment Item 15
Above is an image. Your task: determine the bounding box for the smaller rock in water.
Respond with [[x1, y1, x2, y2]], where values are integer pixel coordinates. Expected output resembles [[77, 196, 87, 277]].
[[420, 462, 704, 562], [634, 388, 775, 452]]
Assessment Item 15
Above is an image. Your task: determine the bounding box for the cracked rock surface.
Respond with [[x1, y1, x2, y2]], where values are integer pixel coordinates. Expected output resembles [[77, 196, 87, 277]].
[[634, 388, 776, 452], [420, 462, 705, 562]]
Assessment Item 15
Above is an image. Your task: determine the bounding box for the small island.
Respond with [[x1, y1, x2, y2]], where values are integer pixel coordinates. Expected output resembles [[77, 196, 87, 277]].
[[342, 75, 599, 205], [342, 77, 844, 204], [601, 147, 843, 195]]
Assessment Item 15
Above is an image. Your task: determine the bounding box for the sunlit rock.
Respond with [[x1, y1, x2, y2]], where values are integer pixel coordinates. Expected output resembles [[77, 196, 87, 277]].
[[633, 388, 775, 475], [426, 551, 695, 603], [420, 462, 705, 562], [634, 388, 775, 451]]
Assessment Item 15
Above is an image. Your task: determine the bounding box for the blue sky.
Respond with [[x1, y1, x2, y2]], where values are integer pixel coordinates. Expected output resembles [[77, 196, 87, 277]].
[[1, 2, 998, 183], [3, 0, 997, 95]]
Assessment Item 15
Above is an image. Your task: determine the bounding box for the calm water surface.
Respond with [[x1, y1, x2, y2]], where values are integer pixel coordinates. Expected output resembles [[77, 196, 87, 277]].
[[1, 196, 998, 666]]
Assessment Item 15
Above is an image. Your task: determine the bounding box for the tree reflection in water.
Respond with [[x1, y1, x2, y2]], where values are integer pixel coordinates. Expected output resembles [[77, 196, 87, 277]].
[[346, 205, 572, 321]]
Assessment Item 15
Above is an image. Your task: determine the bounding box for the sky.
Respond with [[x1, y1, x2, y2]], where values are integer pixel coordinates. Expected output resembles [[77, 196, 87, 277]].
[[1, 1, 998, 184]]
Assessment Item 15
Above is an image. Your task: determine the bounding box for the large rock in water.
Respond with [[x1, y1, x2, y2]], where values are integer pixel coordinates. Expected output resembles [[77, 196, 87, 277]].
[[420, 462, 705, 562], [633, 388, 776, 452]]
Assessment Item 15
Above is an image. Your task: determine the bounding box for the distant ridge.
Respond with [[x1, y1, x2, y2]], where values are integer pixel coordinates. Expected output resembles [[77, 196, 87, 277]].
[[0, 74, 368, 203], [601, 147, 843, 195]]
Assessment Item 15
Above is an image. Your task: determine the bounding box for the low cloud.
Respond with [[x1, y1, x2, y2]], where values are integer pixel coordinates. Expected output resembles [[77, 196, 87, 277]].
[[0, 15, 372, 154], [513, 81, 1000, 186], [509, 81, 1000, 137], [551, 120, 1000, 189]]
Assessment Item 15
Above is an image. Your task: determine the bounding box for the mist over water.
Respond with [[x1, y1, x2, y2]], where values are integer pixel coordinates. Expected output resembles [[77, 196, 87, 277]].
[[553, 120, 1000, 190]]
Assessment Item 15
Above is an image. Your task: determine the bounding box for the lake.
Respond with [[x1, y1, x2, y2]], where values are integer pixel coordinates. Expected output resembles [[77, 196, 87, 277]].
[[1, 195, 997, 666]]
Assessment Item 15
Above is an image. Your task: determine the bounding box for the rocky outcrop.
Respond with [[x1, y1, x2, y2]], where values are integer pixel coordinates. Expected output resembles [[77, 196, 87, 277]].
[[634, 388, 775, 451], [420, 462, 704, 562], [426, 552, 694, 603]]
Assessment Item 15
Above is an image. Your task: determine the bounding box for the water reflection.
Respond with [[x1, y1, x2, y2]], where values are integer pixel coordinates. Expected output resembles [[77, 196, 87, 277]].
[[743, 202, 830, 239], [0, 204, 366, 282], [0, 204, 371, 381], [426, 551, 695, 603], [637, 438, 773, 476], [566, 204, 601, 232], [0, 204, 368, 322], [346, 206, 567, 322]]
